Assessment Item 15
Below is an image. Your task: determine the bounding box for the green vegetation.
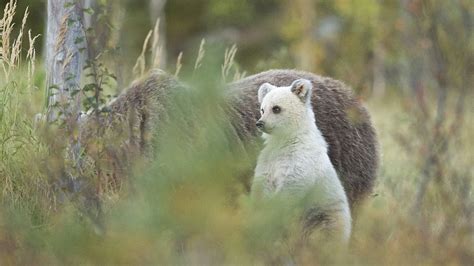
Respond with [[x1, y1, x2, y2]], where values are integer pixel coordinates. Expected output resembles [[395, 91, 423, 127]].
[[0, 0, 472, 264]]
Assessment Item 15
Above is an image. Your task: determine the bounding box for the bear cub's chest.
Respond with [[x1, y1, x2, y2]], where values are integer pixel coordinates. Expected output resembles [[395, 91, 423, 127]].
[[255, 146, 318, 194]]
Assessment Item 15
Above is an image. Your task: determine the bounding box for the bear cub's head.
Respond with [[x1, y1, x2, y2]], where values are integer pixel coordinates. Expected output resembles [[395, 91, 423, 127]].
[[256, 79, 314, 136]]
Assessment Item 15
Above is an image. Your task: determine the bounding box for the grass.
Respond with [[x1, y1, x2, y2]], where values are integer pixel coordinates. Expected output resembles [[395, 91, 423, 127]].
[[1, 1, 50, 226], [0, 1, 473, 265]]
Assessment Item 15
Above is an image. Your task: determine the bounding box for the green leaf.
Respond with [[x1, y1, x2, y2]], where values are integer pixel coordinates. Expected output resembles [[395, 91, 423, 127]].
[[74, 37, 85, 45], [82, 8, 95, 15], [64, 2, 75, 8], [67, 18, 76, 27], [83, 83, 97, 92], [71, 89, 81, 97]]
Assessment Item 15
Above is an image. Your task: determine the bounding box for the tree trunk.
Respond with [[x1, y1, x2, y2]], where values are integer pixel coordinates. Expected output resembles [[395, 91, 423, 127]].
[[46, 0, 85, 122], [46, 1, 105, 232], [83, 0, 94, 29], [46, 0, 86, 178]]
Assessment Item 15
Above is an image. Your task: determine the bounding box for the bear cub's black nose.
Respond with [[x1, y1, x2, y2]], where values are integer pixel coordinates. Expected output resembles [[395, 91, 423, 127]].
[[256, 120, 265, 129]]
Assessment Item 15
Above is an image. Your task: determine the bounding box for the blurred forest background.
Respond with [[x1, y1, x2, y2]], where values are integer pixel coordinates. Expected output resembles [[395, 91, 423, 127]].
[[6, 0, 471, 94], [0, 0, 473, 264]]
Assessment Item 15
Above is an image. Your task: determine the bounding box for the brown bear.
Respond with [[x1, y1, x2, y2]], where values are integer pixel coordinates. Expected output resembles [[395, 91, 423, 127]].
[[80, 69, 378, 209]]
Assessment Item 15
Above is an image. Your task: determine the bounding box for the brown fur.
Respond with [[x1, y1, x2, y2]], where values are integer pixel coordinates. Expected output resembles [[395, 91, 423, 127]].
[[80, 69, 378, 209], [79, 69, 180, 189]]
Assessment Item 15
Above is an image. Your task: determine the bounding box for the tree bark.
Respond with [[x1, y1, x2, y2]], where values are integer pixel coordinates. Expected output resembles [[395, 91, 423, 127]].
[[46, 1, 105, 232], [46, 0, 85, 122], [46, 0, 86, 179]]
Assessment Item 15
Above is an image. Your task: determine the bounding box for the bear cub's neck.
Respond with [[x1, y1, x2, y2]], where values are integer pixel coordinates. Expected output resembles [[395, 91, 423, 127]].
[[263, 107, 327, 154]]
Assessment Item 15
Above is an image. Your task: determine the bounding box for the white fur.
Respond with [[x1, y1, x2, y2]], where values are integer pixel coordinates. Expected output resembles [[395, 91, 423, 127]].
[[253, 79, 352, 243]]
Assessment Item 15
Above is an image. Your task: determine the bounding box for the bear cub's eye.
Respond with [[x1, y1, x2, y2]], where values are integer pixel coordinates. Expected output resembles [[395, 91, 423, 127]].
[[261, 108, 264, 114], [272, 106, 281, 114]]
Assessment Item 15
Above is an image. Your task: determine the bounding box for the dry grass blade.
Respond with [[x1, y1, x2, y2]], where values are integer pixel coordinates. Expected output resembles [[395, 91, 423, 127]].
[[27, 30, 40, 88], [1, 0, 17, 60], [1, 0, 34, 82], [151, 18, 162, 69], [194, 38, 206, 71], [10, 6, 29, 69], [221, 44, 237, 82], [54, 14, 69, 60], [174, 51, 183, 77], [1, 0, 17, 79], [133, 30, 153, 78], [133, 18, 163, 78], [233, 70, 246, 82]]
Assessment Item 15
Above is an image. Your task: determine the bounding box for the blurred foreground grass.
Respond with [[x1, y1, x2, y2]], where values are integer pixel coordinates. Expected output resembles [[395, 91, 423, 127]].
[[1, 62, 472, 264]]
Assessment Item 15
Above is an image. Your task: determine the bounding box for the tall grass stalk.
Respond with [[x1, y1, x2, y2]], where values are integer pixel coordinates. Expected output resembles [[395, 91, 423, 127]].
[[1, 0, 51, 221], [133, 18, 163, 78]]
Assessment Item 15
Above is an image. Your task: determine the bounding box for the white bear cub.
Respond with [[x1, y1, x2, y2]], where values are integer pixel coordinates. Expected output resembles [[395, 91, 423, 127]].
[[253, 79, 351, 243]]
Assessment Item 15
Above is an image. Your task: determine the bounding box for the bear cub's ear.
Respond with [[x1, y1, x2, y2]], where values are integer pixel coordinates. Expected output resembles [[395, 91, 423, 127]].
[[290, 79, 312, 104], [258, 83, 275, 103]]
